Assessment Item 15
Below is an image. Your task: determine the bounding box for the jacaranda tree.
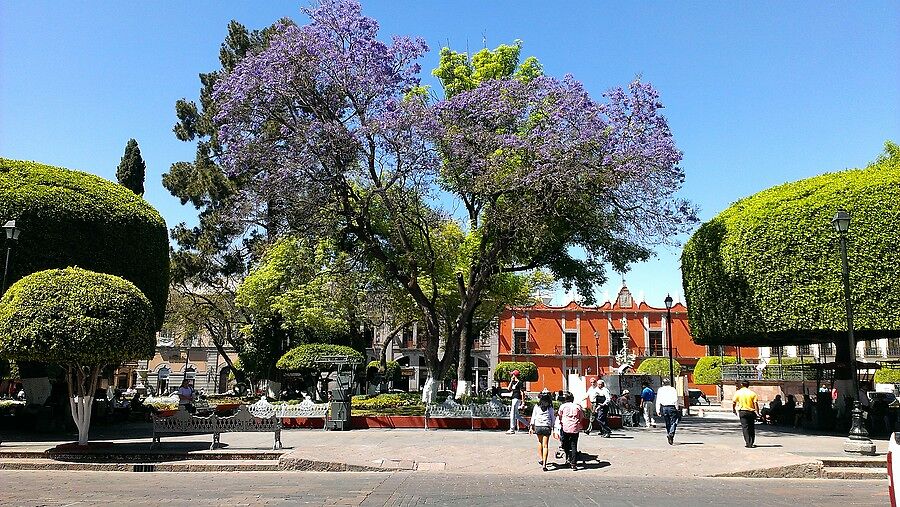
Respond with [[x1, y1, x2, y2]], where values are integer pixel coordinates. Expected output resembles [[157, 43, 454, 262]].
[[211, 0, 696, 383]]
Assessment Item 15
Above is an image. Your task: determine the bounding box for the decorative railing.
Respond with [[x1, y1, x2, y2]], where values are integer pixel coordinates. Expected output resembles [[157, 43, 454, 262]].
[[634, 347, 681, 358], [552, 345, 590, 356], [251, 397, 329, 419], [424, 396, 510, 430], [721, 364, 819, 381]]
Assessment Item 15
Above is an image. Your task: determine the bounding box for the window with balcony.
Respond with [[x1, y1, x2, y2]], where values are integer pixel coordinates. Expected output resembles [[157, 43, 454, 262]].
[[649, 331, 664, 356], [797, 344, 811, 356], [888, 338, 900, 357], [564, 332, 578, 355], [514, 331, 528, 354], [770, 346, 784, 359], [610, 331, 624, 356], [820, 342, 835, 356], [707, 345, 724, 356], [864, 340, 880, 357], [402, 326, 414, 348]]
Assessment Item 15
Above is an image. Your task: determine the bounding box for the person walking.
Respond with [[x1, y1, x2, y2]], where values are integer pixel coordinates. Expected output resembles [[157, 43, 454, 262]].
[[592, 379, 613, 437], [506, 370, 529, 434], [581, 378, 600, 434], [732, 381, 760, 447], [640, 381, 656, 428], [655, 378, 681, 445], [555, 392, 584, 470], [529, 389, 556, 471]]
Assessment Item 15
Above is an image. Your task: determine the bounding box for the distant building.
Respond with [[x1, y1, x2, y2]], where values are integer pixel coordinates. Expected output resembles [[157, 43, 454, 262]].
[[135, 330, 237, 395], [497, 285, 758, 393]]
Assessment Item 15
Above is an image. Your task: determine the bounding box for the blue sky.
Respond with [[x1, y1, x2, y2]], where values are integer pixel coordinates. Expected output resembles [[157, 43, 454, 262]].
[[1, 1, 898, 307]]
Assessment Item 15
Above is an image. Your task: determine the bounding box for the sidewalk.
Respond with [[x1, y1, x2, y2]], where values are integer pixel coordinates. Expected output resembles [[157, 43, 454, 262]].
[[0, 414, 891, 477]]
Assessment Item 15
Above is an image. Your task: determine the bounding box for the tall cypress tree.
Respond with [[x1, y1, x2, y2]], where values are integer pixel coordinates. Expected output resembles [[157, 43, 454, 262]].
[[116, 138, 146, 196]]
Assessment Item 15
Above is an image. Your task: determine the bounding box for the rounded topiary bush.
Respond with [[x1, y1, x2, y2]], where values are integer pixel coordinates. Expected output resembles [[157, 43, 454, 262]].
[[682, 143, 900, 346], [693, 356, 746, 385], [0, 159, 169, 325], [276, 344, 365, 372], [367, 360, 401, 382], [0, 267, 156, 364], [636, 357, 681, 377], [494, 361, 538, 382]]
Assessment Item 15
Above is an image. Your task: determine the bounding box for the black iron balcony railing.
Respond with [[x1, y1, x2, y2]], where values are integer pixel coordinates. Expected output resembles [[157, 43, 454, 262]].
[[634, 346, 681, 358], [863, 346, 881, 357], [553, 345, 590, 356], [888, 346, 900, 357]]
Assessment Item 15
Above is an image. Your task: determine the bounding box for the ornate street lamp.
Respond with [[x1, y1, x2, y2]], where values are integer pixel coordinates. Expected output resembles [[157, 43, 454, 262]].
[[1, 220, 21, 293], [832, 209, 875, 455], [665, 294, 674, 386]]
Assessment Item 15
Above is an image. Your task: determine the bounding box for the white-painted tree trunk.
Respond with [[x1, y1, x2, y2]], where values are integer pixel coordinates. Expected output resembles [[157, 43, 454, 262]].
[[455, 379, 471, 400], [66, 364, 102, 446]]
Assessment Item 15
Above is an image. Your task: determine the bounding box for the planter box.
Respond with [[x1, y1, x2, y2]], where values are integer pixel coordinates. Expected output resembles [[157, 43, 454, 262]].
[[353, 415, 425, 429]]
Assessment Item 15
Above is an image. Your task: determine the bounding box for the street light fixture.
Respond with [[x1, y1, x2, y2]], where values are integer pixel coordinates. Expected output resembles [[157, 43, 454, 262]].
[[664, 294, 674, 387], [1, 220, 20, 293], [832, 209, 875, 455]]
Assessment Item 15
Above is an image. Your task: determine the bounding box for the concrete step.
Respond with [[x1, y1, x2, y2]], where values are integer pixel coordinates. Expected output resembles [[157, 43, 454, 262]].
[[822, 466, 887, 480], [820, 457, 887, 468], [0, 458, 283, 472]]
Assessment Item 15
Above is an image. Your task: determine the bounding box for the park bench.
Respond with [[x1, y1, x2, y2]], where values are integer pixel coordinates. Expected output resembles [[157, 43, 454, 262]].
[[424, 396, 509, 430], [151, 401, 282, 450]]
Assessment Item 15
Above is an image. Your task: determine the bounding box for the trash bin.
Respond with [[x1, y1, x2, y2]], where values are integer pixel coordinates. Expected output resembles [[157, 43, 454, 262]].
[[328, 388, 351, 431]]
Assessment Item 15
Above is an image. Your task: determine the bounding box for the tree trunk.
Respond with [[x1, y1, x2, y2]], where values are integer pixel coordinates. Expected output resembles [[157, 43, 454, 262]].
[[455, 318, 474, 399], [834, 339, 852, 381], [67, 364, 102, 446]]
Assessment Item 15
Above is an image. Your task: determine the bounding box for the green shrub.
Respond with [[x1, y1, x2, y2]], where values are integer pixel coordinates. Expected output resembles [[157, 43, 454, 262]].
[[636, 357, 681, 377], [351, 393, 423, 411], [367, 360, 401, 382], [693, 356, 746, 385], [0, 267, 157, 364], [874, 368, 900, 384], [681, 142, 900, 346], [0, 159, 169, 325], [494, 361, 538, 382], [276, 344, 364, 372]]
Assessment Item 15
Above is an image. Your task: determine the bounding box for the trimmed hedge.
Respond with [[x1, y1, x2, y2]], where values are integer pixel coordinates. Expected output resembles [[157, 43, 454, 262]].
[[0, 268, 157, 364], [681, 142, 900, 346], [0, 159, 169, 325], [636, 357, 681, 377], [874, 368, 900, 384], [494, 361, 538, 382], [693, 356, 745, 385], [276, 343, 364, 372]]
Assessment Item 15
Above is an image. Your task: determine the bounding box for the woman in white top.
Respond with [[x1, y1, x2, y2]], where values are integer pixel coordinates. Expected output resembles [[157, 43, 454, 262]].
[[529, 389, 556, 471]]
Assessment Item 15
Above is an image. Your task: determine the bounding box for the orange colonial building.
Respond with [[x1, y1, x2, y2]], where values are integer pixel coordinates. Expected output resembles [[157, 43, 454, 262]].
[[497, 285, 757, 394]]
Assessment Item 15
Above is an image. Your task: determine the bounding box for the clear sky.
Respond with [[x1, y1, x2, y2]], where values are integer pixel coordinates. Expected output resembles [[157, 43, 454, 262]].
[[1, 1, 898, 307]]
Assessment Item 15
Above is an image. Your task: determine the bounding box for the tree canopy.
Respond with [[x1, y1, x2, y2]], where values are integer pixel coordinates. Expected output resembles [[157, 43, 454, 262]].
[[681, 141, 900, 347], [210, 0, 695, 380], [0, 158, 169, 325], [116, 138, 146, 196], [635, 357, 681, 377], [0, 267, 156, 364]]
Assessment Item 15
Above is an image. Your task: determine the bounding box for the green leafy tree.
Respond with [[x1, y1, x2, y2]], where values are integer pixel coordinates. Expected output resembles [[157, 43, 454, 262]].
[[116, 138, 146, 196], [367, 360, 401, 384], [636, 357, 682, 377], [0, 268, 156, 445], [682, 142, 900, 387], [874, 368, 900, 384]]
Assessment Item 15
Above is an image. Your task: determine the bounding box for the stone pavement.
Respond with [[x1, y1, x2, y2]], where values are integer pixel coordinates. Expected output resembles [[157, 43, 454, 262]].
[[0, 410, 892, 478]]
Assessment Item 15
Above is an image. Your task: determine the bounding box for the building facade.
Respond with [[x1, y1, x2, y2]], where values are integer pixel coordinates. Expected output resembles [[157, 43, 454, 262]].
[[497, 285, 758, 393], [137, 330, 238, 395]]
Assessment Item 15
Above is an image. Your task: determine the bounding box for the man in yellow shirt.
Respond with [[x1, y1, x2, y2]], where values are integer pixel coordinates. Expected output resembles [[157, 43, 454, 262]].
[[732, 381, 760, 448]]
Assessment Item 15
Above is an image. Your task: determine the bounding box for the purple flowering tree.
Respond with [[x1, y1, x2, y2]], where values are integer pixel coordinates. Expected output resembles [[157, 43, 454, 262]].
[[213, 0, 696, 385]]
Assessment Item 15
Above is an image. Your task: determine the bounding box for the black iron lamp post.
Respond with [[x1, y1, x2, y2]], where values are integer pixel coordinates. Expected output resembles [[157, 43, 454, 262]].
[[832, 209, 875, 455], [665, 294, 674, 386], [1, 220, 20, 293]]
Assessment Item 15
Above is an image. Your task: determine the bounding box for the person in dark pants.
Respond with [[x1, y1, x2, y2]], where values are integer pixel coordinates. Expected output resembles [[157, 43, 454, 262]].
[[555, 392, 584, 470], [592, 380, 613, 437], [655, 378, 681, 445], [732, 381, 760, 448]]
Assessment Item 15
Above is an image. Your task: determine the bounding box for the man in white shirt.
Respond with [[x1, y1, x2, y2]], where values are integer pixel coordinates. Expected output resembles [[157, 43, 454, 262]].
[[655, 378, 681, 445], [588, 379, 612, 437]]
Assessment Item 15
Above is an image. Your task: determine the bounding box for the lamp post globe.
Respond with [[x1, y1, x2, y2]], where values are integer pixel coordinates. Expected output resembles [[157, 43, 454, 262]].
[[664, 294, 674, 386], [1, 220, 21, 293]]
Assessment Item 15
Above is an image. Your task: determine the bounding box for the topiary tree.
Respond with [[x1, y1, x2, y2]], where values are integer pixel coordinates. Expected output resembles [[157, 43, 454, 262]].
[[494, 361, 538, 382], [116, 138, 146, 196], [0, 159, 169, 325], [874, 368, 900, 384], [276, 344, 364, 400], [367, 360, 401, 384], [682, 142, 900, 385], [636, 357, 682, 377], [693, 356, 746, 385], [0, 268, 156, 445]]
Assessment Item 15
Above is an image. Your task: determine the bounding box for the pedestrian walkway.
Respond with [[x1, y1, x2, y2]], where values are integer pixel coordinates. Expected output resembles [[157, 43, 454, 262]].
[[0, 415, 891, 478]]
